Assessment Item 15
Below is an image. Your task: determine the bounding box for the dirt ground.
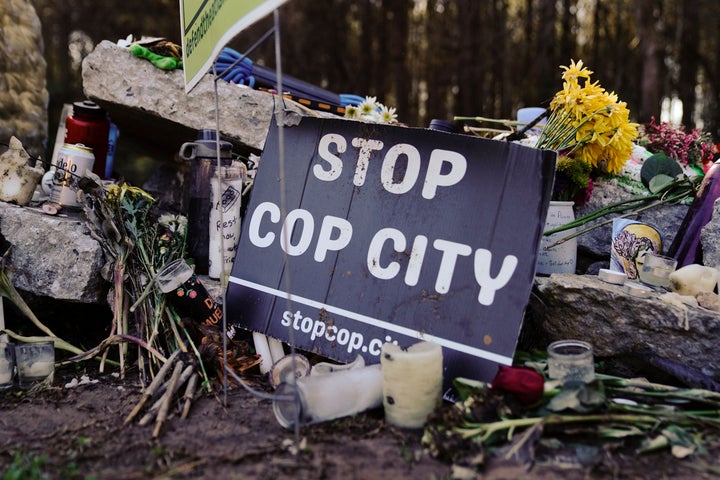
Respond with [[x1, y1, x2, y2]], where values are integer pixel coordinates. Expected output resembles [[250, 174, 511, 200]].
[[2, 362, 720, 480]]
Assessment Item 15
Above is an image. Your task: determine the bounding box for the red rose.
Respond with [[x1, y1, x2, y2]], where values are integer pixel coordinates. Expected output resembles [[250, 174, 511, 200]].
[[491, 366, 544, 404]]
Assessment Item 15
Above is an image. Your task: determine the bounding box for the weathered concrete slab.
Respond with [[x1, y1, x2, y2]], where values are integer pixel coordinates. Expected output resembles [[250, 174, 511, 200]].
[[529, 273, 720, 383], [0, 202, 106, 303], [81, 40, 327, 156]]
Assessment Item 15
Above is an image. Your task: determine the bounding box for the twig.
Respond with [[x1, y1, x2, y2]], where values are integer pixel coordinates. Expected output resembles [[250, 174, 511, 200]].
[[0, 329, 84, 356], [139, 363, 194, 426], [129, 277, 157, 313], [181, 373, 199, 420], [153, 360, 184, 438], [67, 334, 167, 365], [124, 350, 180, 425]]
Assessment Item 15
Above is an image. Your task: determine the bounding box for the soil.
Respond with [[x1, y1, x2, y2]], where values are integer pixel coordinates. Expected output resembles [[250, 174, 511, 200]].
[[2, 363, 720, 480]]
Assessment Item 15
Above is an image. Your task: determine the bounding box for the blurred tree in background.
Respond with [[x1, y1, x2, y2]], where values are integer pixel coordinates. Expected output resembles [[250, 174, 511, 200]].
[[33, 0, 720, 163]]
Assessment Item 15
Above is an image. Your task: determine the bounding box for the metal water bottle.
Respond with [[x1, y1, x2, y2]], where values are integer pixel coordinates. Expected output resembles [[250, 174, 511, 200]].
[[179, 130, 233, 275], [64, 100, 111, 179]]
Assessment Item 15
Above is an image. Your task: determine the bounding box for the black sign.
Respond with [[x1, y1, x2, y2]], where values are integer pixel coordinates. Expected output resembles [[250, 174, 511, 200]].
[[227, 117, 556, 382]]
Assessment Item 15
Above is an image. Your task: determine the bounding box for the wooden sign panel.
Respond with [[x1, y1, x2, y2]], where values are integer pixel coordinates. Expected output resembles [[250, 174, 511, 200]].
[[227, 117, 556, 383]]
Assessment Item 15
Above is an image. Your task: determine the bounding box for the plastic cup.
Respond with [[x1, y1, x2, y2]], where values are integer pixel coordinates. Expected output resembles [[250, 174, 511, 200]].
[[15, 341, 55, 389]]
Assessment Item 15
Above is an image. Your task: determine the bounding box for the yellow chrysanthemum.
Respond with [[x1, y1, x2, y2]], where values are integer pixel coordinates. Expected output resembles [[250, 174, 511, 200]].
[[535, 60, 639, 174]]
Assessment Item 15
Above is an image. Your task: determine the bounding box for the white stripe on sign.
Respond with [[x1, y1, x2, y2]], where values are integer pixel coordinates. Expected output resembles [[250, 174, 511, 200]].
[[228, 276, 513, 365]]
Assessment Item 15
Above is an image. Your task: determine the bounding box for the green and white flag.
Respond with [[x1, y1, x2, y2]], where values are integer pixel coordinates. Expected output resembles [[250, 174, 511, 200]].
[[179, 0, 289, 92]]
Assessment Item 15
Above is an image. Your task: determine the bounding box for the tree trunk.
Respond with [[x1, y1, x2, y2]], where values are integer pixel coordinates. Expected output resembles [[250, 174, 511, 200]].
[[634, 0, 664, 122], [677, 1, 699, 126]]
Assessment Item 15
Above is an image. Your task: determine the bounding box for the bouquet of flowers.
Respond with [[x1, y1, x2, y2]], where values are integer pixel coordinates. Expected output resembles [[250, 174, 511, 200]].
[[344, 96, 398, 124], [638, 117, 716, 173], [535, 60, 639, 201]]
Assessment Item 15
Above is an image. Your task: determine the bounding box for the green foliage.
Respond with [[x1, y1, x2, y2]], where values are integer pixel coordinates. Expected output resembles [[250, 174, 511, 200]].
[[3, 451, 48, 480], [423, 351, 720, 472], [640, 153, 684, 188], [553, 154, 592, 201]]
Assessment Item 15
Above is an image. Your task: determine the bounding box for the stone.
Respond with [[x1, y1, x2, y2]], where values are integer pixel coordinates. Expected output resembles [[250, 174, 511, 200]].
[[0, 0, 49, 160], [81, 40, 331, 156], [0, 137, 44, 205], [0, 202, 106, 303], [528, 273, 720, 384], [700, 198, 720, 268]]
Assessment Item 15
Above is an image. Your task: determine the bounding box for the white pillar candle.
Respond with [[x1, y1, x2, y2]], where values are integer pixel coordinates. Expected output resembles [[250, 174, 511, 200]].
[[267, 336, 286, 364], [381, 341, 443, 428], [273, 364, 383, 429], [252, 332, 273, 374]]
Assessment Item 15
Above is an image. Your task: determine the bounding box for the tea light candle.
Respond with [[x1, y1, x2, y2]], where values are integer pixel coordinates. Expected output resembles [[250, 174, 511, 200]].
[[381, 341, 443, 428]]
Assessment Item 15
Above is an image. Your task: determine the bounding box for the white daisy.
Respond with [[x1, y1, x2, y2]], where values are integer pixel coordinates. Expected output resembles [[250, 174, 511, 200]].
[[359, 96, 379, 116], [344, 105, 360, 119], [378, 105, 398, 124]]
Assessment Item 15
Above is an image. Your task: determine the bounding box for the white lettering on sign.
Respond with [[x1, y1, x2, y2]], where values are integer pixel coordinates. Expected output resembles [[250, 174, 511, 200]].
[[314, 133, 346, 181], [423, 149, 467, 199], [313, 133, 468, 198], [350, 137, 385, 186], [245, 131, 516, 306], [380, 143, 421, 194], [433, 239, 472, 293], [248, 201, 280, 247], [281, 209, 315, 256], [247, 201, 352, 262], [366, 228, 518, 306], [474, 249, 517, 306]]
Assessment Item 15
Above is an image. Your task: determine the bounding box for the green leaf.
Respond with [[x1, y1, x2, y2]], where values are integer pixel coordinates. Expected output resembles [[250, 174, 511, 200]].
[[453, 377, 489, 401], [640, 153, 683, 188], [639, 425, 698, 458], [648, 174, 675, 193], [599, 425, 645, 439], [545, 382, 605, 413]]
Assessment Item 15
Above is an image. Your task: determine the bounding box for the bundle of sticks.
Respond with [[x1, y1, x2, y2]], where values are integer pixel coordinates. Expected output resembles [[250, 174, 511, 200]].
[[124, 350, 199, 438], [124, 321, 262, 438]]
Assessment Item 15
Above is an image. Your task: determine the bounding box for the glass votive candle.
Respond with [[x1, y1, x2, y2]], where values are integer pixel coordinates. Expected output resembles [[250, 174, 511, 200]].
[[0, 342, 15, 390], [547, 340, 594, 384], [637, 253, 677, 288], [15, 341, 55, 389]]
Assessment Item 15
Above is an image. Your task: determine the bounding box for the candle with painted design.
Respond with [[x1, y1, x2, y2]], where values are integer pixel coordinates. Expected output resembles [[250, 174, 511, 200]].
[[381, 341, 443, 428]]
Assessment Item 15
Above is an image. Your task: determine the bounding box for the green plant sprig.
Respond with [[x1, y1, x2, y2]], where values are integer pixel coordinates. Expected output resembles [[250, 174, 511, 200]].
[[542, 174, 699, 249]]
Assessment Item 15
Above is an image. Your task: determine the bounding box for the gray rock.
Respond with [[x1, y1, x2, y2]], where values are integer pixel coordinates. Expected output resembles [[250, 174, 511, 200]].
[[0, 0, 48, 160], [0, 202, 107, 303], [528, 273, 720, 382], [700, 198, 720, 268], [81, 40, 330, 155]]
